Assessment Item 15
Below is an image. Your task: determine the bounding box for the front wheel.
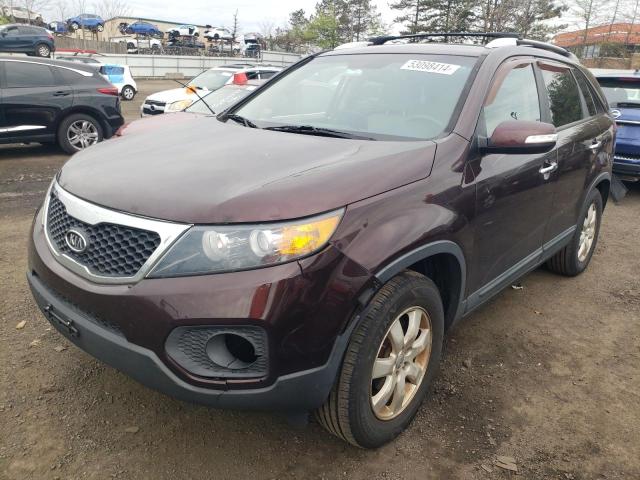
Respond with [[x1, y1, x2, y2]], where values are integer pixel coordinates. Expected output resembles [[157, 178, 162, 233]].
[[315, 271, 444, 448], [546, 189, 603, 276], [96, 23, 104, 32], [121, 85, 136, 101], [70, 22, 79, 31]]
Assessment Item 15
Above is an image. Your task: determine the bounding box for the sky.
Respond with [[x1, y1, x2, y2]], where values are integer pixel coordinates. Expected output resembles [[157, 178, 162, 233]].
[[44, 0, 398, 34]]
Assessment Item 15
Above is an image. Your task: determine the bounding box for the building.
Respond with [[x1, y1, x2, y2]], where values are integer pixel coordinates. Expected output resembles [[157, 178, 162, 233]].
[[553, 23, 640, 59], [101, 16, 210, 41]]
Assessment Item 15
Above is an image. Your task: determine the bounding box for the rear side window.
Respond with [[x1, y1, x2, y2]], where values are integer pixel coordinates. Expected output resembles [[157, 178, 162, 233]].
[[5, 62, 57, 88], [574, 70, 597, 116], [56, 67, 89, 84], [483, 63, 541, 136], [540, 63, 583, 127]]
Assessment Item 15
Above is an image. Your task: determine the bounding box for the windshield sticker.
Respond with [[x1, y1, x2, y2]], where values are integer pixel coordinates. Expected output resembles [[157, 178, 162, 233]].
[[220, 71, 233, 77], [401, 60, 461, 75]]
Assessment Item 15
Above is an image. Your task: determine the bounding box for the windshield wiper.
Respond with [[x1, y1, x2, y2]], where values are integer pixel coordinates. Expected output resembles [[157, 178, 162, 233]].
[[615, 102, 640, 108], [226, 114, 258, 128], [263, 125, 375, 140]]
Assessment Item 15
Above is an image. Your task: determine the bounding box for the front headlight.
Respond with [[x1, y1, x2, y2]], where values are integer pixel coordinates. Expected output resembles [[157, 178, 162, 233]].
[[165, 98, 194, 113], [147, 209, 344, 278]]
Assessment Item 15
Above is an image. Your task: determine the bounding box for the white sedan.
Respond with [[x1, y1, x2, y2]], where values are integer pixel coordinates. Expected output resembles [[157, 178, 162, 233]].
[[167, 25, 199, 37]]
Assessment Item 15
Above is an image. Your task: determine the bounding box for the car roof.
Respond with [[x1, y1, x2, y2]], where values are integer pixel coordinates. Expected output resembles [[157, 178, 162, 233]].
[[323, 40, 580, 66], [0, 56, 98, 74]]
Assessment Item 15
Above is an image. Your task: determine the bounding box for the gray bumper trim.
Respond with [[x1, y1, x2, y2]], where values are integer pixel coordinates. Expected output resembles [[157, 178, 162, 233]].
[[27, 272, 348, 411]]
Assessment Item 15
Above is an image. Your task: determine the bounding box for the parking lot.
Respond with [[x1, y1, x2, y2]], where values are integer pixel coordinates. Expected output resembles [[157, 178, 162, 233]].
[[1, 79, 639, 479]]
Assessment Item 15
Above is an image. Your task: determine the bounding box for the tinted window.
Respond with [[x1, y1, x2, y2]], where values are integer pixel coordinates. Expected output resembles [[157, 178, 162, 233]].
[[2, 26, 19, 36], [6, 62, 57, 87], [260, 71, 276, 79], [540, 64, 583, 127], [484, 63, 541, 136], [235, 54, 478, 141], [57, 67, 88, 83], [574, 70, 597, 116]]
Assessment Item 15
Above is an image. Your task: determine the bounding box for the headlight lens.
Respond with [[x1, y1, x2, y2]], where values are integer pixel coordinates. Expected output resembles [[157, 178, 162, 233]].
[[165, 98, 194, 112], [147, 209, 344, 278]]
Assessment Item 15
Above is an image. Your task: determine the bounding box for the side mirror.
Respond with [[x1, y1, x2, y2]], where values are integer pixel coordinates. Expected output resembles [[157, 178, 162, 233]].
[[479, 120, 557, 154]]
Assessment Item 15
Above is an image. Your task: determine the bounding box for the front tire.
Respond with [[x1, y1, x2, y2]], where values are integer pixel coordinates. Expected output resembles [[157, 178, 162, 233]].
[[57, 113, 103, 155], [96, 23, 104, 32], [315, 271, 444, 448], [546, 189, 603, 276], [121, 85, 136, 101]]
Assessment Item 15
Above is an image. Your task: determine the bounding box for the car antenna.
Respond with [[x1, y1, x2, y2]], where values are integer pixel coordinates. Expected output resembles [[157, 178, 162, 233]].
[[171, 78, 217, 116]]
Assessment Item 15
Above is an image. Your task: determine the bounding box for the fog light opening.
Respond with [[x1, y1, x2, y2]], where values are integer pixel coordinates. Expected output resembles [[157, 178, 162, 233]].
[[206, 333, 258, 370]]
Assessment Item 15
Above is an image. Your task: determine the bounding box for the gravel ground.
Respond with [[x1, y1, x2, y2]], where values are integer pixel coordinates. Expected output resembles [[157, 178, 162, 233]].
[[1, 80, 639, 480]]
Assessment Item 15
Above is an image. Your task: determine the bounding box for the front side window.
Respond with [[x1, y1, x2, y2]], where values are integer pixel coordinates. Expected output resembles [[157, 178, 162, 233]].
[[6, 62, 56, 88], [1, 26, 19, 36], [540, 63, 583, 127], [232, 53, 478, 141], [483, 63, 541, 136]]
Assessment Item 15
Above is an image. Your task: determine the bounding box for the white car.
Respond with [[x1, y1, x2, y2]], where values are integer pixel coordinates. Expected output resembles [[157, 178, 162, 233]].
[[1, 6, 43, 24], [141, 64, 281, 116], [111, 36, 161, 54], [57, 55, 138, 101], [167, 24, 199, 37], [204, 26, 232, 41]]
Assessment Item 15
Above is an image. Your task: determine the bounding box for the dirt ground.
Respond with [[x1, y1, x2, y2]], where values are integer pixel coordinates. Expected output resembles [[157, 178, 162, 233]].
[[1, 80, 639, 480]]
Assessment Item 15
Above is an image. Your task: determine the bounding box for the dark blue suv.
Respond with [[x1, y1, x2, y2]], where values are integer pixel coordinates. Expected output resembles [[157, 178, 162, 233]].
[[0, 24, 55, 57], [596, 72, 640, 179]]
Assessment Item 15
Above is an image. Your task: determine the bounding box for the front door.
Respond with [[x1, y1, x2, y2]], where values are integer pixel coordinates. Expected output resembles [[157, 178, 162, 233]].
[[467, 58, 556, 299], [0, 60, 73, 141]]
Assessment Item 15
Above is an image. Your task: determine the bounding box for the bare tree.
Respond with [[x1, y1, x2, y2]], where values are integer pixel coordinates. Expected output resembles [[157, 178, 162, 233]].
[[568, 0, 610, 45], [20, 0, 50, 24], [54, 0, 68, 20], [94, 0, 130, 20], [231, 8, 239, 42]]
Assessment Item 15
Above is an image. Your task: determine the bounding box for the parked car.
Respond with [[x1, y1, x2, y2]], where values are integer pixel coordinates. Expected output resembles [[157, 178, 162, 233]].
[[204, 26, 232, 41], [595, 72, 640, 180], [57, 55, 138, 101], [66, 14, 104, 32], [167, 24, 198, 37], [48, 21, 69, 35], [111, 36, 162, 54], [166, 37, 204, 49], [141, 64, 280, 116], [0, 56, 123, 153], [27, 35, 614, 448], [0, 24, 55, 57], [1, 6, 43, 25], [119, 21, 163, 38], [99, 64, 137, 100]]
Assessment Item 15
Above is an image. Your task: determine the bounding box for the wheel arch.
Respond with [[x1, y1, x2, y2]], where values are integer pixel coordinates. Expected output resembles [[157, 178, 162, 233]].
[[56, 107, 108, 138], [583, 171, 611, 211], [374, 240, 466, 330]]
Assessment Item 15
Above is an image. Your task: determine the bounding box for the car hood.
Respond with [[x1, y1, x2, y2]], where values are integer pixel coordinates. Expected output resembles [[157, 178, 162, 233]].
[[58, 117, 436, 224], [145, 87, 201, 104]]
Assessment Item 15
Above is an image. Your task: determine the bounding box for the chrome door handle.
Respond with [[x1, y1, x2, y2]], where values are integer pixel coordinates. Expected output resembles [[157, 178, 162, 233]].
[[589, 141, 602, 150], [539, 162, 558, 175]]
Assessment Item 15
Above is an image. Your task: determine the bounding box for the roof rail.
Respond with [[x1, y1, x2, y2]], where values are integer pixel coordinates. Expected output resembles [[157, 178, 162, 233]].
[[516, 38, 576, 60], [368, 32, 519, 46]]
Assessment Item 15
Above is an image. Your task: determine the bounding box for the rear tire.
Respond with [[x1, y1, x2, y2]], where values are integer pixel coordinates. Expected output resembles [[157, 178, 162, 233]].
[[35, 43, 51, 57], [315, 271, 444, 448], [121, 85, 135, 101], [546, 189, 603, 276], [57, 113, 104, 155]]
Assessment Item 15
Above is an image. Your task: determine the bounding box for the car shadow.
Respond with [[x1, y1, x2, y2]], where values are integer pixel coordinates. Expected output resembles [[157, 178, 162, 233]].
[[0, 143, 67, 160]]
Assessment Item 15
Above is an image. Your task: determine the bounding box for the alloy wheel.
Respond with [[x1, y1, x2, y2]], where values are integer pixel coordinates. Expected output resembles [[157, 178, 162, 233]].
[[123, 87, 134, 100], [578, 202, 597, 262], [370, 306, 432, 420], [37, 45, 50, 57], [67, 120, 99, 150]]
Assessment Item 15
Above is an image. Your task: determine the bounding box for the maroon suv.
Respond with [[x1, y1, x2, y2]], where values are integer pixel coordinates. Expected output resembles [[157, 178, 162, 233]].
[[28, 34, 614, 448]]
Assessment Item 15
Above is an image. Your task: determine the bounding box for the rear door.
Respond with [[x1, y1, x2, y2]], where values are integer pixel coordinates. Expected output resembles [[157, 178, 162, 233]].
[[536, 61, 613, 246], [0, 60, 73, 141], [468, 58, 556, 293]]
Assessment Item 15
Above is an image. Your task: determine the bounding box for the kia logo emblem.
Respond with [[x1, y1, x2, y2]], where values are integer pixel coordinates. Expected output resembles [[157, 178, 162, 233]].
[[611, 109, 621, 119], [65, 228, 88, 253]]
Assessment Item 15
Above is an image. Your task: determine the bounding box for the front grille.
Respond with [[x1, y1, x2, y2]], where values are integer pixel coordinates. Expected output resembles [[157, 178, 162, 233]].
[[142, 106, 165, 115], [614, 153, 640, 162], [46, 193, 161, 277], [144, 100, 166, 107]]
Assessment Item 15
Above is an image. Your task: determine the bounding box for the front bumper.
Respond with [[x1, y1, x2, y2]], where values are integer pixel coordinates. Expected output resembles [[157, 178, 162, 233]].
[[28, 271, 351, 410], [28, 202, 373, 410], [613, 154, 640, 177]]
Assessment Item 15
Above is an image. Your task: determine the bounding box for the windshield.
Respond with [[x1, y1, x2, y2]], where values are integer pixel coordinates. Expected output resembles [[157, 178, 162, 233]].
[[186, 84, 258, 114], [232, 53, 477, 141], [190, 69, 234, 90], [597, 78, 640, 107]]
